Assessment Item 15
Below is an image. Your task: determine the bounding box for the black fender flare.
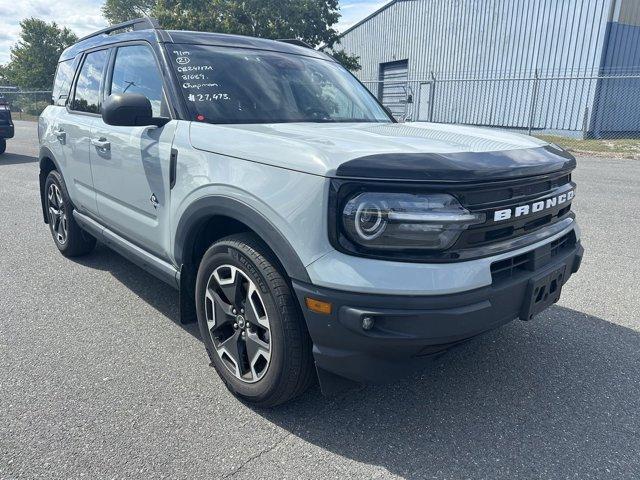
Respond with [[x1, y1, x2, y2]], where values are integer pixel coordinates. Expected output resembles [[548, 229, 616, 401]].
[[174, 195, 311, 283], [38, 146, 62, 223]]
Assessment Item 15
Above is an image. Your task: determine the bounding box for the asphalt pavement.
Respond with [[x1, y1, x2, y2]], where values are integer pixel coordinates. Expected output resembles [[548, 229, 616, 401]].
[[2, 120, 639, 479]]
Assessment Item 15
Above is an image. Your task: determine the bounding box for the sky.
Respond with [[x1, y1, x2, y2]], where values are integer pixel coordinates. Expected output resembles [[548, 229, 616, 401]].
[[0, 0, 390, 65]]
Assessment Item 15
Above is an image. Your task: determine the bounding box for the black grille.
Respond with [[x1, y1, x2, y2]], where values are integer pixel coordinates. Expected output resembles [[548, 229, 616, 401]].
[[458, 173, 571, 207], [454, 173, 575, 250], [549, 232, 573, 257], [490, 230, 576, 283], [490, 253, 531, 282]]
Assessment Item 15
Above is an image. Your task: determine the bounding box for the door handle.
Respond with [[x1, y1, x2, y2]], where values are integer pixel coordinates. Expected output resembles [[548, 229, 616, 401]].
[[52, 128, 66, 142], [91, 137, 111, 152]]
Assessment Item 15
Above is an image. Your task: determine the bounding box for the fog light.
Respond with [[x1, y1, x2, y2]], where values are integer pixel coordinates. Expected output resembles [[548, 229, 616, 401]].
[[305, 297, 332, 315], [362, 316, 375, 330]]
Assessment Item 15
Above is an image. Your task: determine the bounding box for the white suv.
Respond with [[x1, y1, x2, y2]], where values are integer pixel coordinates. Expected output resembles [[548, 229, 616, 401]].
[[38, 18, 583, 406]]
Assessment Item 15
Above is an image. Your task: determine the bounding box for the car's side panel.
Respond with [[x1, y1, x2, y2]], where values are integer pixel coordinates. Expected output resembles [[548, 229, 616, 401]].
[[60, 112, 100, 215], [90, 120, 177, 260], [169, 121, 331, 279], [39, 107, 65, 172], [39, 105, 99, 215]]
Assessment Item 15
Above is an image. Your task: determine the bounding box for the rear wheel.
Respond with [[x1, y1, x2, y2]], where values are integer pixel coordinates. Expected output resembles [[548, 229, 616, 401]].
[[195, 233, 314, 406], [0, 138, 6, 155], [44, 170, 96, 257]]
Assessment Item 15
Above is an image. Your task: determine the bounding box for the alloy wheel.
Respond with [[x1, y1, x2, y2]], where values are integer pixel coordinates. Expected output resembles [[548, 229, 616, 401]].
[[47, 183, 68, 245], [204, 265, 272, 383]]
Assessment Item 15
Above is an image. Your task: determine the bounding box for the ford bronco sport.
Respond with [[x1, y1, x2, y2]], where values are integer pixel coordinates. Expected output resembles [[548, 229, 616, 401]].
[[38, 18, 583, 406]]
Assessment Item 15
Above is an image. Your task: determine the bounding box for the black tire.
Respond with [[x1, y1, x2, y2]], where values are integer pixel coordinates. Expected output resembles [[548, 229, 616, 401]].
[[0, 138, 5, 155], [44, 170, 96, 257], [195, 233, 315, 407]]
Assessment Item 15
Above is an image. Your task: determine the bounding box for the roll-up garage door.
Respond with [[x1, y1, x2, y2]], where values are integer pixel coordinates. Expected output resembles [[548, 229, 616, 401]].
[[378, 60, 408, 120]]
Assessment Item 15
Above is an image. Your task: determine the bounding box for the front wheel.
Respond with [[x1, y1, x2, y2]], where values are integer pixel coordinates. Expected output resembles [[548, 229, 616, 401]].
[[195, 233, 314, 406]]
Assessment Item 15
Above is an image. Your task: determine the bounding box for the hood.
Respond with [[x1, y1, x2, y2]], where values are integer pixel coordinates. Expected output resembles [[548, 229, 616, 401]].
[[189, 121, 574, 181]]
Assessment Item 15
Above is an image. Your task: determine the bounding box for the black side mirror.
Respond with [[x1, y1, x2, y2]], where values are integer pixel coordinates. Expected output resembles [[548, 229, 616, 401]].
[[102, 93, 169, 127]]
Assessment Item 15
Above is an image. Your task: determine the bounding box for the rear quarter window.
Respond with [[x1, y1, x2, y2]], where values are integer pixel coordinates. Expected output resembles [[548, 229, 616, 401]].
[[52, 59, 77, 106]]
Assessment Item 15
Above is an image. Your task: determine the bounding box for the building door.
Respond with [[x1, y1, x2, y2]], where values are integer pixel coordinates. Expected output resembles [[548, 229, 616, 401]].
[[378, 60, 408, 120], [416, 81, 434, 122]]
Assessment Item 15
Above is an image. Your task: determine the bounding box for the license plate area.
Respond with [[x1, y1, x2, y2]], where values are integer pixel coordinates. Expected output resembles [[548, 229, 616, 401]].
[[519, 264, 567, 321]]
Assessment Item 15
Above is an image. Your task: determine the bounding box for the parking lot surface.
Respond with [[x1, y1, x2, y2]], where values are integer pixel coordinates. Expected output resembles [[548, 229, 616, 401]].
[[2, 120, 639, 479]]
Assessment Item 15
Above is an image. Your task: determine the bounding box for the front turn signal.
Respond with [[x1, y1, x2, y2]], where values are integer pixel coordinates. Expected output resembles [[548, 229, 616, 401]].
[[305, 297, 332, 315]]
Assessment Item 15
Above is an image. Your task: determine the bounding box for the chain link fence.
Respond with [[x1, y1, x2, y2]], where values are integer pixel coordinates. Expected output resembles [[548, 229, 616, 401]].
[[363, 73, 640, 158], [0, 91, 52, 121], [3, 75, 640, 158]]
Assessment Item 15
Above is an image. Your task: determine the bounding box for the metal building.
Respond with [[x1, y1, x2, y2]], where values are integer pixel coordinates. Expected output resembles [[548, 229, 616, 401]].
[[336, 0, 640, 137]]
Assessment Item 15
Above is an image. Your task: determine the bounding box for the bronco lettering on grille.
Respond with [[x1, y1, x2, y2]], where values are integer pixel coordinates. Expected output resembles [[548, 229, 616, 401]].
[[493, 190, 574, 222]]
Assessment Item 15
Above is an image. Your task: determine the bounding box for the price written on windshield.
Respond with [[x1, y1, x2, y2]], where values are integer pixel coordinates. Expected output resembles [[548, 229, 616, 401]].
[[188, 93, 230, 102]]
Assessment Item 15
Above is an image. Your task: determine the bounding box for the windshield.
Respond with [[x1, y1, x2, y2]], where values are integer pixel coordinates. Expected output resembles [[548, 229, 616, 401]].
[[167, 44, 391, 124]]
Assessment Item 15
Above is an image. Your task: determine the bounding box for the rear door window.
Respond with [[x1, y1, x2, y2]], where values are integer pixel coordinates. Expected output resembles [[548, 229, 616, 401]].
[[71, 49, 108, 113], [109, 45, 165, 117]]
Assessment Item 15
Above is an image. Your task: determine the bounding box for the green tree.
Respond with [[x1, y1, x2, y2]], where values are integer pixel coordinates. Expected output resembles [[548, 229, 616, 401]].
[[154, 0, 340, 46], [101, 0, 361, 70], [102, 0, 156, 24], [0, 66, 10, 86], [330, 49, 361, 72], [2, 19, 77, 89]]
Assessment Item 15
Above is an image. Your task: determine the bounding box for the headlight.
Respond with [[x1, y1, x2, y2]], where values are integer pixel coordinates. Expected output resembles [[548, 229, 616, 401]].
[[341, 192, 485, 251]]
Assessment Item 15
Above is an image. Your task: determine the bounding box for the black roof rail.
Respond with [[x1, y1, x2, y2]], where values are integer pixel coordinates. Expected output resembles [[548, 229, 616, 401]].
[[277, 39, 314, 49], [77, 17, 160, 43]]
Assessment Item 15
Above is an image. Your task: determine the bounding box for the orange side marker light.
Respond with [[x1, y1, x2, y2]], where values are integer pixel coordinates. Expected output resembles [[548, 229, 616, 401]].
[[305, 297, 332, 315]]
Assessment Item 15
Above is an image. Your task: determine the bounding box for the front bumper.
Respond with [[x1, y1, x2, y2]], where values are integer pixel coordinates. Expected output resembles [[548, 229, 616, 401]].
[[293, 233, 583, 387], [0, 124, 14, 139]]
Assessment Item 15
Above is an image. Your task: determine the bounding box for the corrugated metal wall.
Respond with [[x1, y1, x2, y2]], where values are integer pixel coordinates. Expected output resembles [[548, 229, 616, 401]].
[[340, 0, 613, 80], [338, 0, 640, 133], [591, 0, 640, 134]]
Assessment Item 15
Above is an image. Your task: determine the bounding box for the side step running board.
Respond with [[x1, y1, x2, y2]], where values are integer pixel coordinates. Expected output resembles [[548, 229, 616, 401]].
[[73, 211, 180, 289]]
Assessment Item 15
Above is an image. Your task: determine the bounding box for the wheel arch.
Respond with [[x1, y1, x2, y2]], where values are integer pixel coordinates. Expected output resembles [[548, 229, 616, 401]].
[[39, 147, 61, 224], [175, 196, 311, 285]]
